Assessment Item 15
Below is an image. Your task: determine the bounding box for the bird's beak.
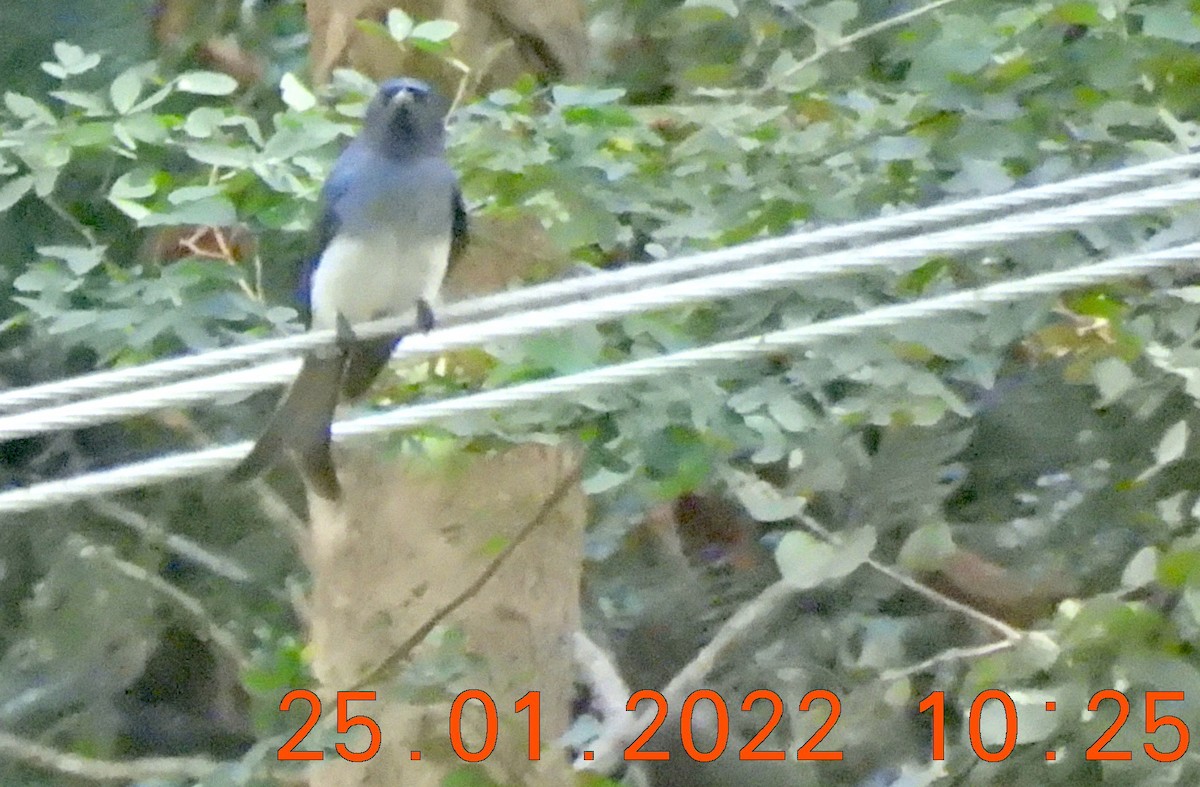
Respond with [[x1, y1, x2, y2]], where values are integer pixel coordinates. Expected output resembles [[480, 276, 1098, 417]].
[[389, 90, 415, 108]]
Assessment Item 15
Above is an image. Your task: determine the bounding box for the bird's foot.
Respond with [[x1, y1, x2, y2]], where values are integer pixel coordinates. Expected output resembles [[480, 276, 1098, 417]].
[[415, 298, 436, 333]]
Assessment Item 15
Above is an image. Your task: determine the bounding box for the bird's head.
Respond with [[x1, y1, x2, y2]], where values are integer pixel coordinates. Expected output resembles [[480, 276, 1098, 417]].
[[362, 78, 450, 159]]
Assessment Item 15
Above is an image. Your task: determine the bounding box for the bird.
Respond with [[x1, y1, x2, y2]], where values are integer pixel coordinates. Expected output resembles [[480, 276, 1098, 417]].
[[229, 77, 468, 499]]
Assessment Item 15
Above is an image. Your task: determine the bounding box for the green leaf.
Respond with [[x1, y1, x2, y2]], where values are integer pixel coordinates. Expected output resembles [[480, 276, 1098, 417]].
[[1154, 420, 1188, 467], [1121, 547, 1158, 591], [682, 0, 739, 17], [1140, 8, 1200, 43], [261, 116, 346, 160], [64, 118, 114, 148], [184, 107, 225, 138], [109, 168, 158, 200], [53, 41, 85, 67], [808, 0, 859, 39], [552, 86, 626, 107], [280, 72, 317, 112], [5, 92, 56, 125], [38, 245, 106, 275], [730, 471, 804, 521], [167, 185, 225, 204], [443, 764, 505, 787], [183, 142, 256, 168], [138, 196, 237, 227], [117, 114, 167, 145], [1047, 2, 1103, 25], [50, 90, 108, 115], [411, 19, 460, 43], [1092, 357, 1134, 406], [488, 89, 522, 107], [987, 690, 1060, 744], [744, 414, 786, 463], [1158, 548, 1200, 589], [129, 82, 175, 114], [112, 122, 136, 150], [582, 465, 634, 495], [898, 521, 956, 572], [766, 51, 822, 93], [109, 198, 150, 221], [0, 175, 33, 211], [49, 41, 102, 75], [386, 8, 415, 40], [177, 71, 239, 96], [110, 67, 143, 115], [774, 527, 875, 588], [48, 309, 99, 334], [766, 393, 812, 432], [12, 265, 67, 293]]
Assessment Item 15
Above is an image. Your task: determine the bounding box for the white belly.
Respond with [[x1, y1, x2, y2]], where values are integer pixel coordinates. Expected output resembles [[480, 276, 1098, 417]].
[[308, 231, 451, 331]]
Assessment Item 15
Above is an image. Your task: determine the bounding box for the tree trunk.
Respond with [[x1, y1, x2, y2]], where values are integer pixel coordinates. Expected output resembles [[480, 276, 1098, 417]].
[[303, 444, 585, 785]]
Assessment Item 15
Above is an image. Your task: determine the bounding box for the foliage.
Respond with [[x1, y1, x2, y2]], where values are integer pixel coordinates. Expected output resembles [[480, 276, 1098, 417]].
[[2, 0, 1200, 785]]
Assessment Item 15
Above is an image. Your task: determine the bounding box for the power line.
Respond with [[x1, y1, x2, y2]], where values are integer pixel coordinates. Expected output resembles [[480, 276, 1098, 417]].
[[1, 176, 1199, 442], [2, 150, 1199, 416], [0, 241, 1193, 516]]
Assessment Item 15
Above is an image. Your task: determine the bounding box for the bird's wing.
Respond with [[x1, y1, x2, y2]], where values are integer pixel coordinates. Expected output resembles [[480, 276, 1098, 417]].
[[296, 147, 363, 327], [450, 184, 469, 269]]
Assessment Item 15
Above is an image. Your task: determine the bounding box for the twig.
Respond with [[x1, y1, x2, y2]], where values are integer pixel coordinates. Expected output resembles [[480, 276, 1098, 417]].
[[43, 195, 98, 246], [80, 542, 250, 672], [582, 508, 1029, 773], [255, 456, 586, 778], [252, 477, 308, 547], [759, 0, 966, 92], [445, 54, 475, 117], [580, 579, 800, 773], [352, 455, 584, 690], [88, 498, 251, 583], [0, 729, 219, 783], [879, 640, 1016, 682], [798, 512, 1024, 641], [573, 631, 632, 725]]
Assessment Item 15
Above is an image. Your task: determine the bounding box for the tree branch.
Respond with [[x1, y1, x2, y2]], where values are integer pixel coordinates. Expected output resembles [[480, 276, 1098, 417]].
[[0, 729, 218, 783]]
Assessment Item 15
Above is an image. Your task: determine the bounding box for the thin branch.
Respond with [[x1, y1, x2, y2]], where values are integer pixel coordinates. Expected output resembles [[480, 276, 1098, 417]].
[[759, 0, 966, 93], [580, 579, 800, 773], [582, 508, 1030, 774], [42, 195, 98, 246], [798, 512, 1024, 641], [351, 455, 584, 690], [445, 54, 475, 117], [573, 631, 632, 724], [80, 542, 250, 672], [878, 640, 1016, 682], [88, 498, 251, 583], [868, 558, 1025, 639], [0, 729, 219, 783], [253, 477, 308, 547]]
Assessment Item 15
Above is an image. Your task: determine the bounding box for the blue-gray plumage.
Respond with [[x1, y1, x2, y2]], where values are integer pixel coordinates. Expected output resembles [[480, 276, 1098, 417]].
[[230, 78, 467, 499]]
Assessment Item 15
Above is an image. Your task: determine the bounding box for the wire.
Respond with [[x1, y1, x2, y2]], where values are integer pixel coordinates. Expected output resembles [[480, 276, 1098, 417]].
[[2, 176, 1199, 442], [2, 150, 1199, 416], [0, 241, 1193, 516]]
